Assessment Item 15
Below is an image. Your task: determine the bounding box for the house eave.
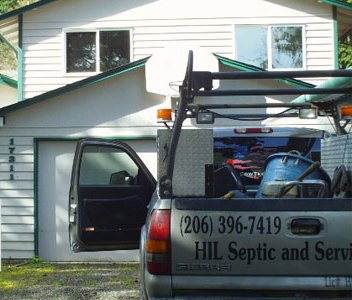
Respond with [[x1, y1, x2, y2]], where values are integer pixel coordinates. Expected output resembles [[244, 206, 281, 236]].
[[0, 57, 149, 116], [0, 0, 59, 21], [319, 0, 352, 11]]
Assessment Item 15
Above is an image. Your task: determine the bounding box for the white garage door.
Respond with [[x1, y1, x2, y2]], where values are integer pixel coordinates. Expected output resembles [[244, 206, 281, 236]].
[[38, 139, 157, 261]]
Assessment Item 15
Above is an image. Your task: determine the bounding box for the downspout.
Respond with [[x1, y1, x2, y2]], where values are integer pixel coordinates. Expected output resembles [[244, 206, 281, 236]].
[[17, 14, 23, 102], [333, 6, 339, 69]]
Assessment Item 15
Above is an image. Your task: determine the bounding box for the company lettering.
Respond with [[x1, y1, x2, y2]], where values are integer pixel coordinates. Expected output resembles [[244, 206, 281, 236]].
[[193, 240, 352, 263]]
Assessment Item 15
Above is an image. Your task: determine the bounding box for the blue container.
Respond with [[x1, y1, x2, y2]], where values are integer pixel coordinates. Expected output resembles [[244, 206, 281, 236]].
[[256, 152, 331, 198]]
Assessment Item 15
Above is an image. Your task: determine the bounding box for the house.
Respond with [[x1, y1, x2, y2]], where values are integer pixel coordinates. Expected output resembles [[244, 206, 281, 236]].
[[0, 0, 351, 261]]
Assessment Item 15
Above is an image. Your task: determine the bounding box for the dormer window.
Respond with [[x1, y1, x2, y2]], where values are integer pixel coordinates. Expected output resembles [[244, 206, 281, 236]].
[[235, 25, 305, 70], [66, 30, 131, 73]]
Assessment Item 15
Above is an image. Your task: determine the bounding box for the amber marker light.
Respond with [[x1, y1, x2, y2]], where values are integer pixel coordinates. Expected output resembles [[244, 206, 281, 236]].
[[157, 109, 172, 123], [340, 105, 352, 119]]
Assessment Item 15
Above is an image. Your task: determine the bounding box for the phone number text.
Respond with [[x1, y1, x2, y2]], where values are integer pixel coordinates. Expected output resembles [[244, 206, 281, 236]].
[[180, 215, 282, 238]]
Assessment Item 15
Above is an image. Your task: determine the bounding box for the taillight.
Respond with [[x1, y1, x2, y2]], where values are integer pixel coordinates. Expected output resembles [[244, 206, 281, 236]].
[[234, 127, 273, 134], [146, 209, 171, 275]]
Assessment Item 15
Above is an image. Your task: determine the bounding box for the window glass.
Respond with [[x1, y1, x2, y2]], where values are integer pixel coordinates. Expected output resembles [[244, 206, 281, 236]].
[[271, 26, 303, 69], [66, 32, 96, 72], [79, 145, 139, 185], [235, 25, 303, 70], [236, 26, 268, 69], [214, 137, 320, 187], [100, 31, 130, 72]]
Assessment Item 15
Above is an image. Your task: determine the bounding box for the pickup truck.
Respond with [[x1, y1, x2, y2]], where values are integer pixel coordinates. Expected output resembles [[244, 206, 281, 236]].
[[69, 51, 352, 299]]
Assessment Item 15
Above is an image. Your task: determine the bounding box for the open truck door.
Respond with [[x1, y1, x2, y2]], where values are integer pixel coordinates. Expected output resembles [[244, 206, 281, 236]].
[[69, 139, 156, 252]]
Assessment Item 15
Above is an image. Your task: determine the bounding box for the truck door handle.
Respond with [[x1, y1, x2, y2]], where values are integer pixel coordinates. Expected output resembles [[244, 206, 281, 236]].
[[290, 218, 322, 235]]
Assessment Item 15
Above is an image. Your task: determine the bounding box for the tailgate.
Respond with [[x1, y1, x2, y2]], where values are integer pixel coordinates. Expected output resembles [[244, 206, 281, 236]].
[[171, 198, 352, 276]]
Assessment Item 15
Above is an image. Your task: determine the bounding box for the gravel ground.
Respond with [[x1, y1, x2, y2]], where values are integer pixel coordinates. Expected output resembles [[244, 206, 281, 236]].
[[0, 260, 140, 300]]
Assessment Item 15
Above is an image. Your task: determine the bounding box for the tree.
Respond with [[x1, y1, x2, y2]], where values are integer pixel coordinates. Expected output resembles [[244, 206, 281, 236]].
[[0, 1, 36, 71], [0, 0, 35, 14], [339, 0, 352, 68]]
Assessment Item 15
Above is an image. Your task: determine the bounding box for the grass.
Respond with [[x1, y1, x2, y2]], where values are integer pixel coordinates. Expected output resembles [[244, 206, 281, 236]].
[[0, 260, 140, 299]]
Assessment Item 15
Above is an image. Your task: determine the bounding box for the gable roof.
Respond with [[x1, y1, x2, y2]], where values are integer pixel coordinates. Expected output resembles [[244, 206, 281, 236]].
[[319, 0, 352, 10], [0, 0, 59, 21], [0, 73, 17, 88], [0, 57, 149, 116], [215, 54, 315, 88]]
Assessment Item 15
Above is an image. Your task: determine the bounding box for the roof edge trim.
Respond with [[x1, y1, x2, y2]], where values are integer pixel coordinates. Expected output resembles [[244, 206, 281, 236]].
[[0, 74, 18, 88], [215, 54, 316, 88], [319, 0, 352, 11], [0, 0, 59, 21]]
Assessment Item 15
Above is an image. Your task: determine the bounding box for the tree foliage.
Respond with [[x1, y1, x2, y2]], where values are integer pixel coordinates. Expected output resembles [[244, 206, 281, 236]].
[[338, 0, 352, 69], [0, 0, 35, 14], [0, 1, 36, 71]]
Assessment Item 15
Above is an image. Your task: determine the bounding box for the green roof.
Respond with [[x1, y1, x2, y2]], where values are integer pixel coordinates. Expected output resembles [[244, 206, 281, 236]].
[[0, 74, 17, 88], [215, 54, 315, 88], [0, 0, 59, 21], [319, 0, 352, 10], [0, 57, 149, 116]]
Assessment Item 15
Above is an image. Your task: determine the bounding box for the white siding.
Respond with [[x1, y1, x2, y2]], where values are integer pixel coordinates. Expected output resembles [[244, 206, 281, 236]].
[[21, 0, 335, 99], [0, 137, 34, 259]]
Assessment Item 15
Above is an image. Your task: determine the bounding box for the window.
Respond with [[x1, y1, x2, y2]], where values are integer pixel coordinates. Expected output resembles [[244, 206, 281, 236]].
[[214, 136, 320, 187], [79, 145, 138, 185], [66, 30, 130, 73], [235, 25, 304, 70]]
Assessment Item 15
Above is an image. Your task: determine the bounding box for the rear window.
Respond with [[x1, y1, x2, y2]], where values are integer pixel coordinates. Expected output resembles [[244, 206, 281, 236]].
[[214, 137, 321, 187]]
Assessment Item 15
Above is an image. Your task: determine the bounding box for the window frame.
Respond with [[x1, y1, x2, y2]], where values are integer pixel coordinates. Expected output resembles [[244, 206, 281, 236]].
[[63, 28, 132, 76], [234, 24, 306, 71]]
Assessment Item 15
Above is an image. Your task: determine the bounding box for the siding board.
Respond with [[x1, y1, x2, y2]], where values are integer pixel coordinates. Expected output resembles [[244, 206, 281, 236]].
[[2, 224, 35, 233], [2, 216, 34, 225], [0, 181, 34, 190], [2, 206, 34, 216], [2, 242, 34, 251], [0, 155, 34, 163], [2, 233, 34, 242], [0, 137, 33, 145], [0, 163, 34, 172], [1, 198, 34, 207], [0, 190, 34, 198], [2, 250, 33, 259], [0, 145, 33, 154]]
